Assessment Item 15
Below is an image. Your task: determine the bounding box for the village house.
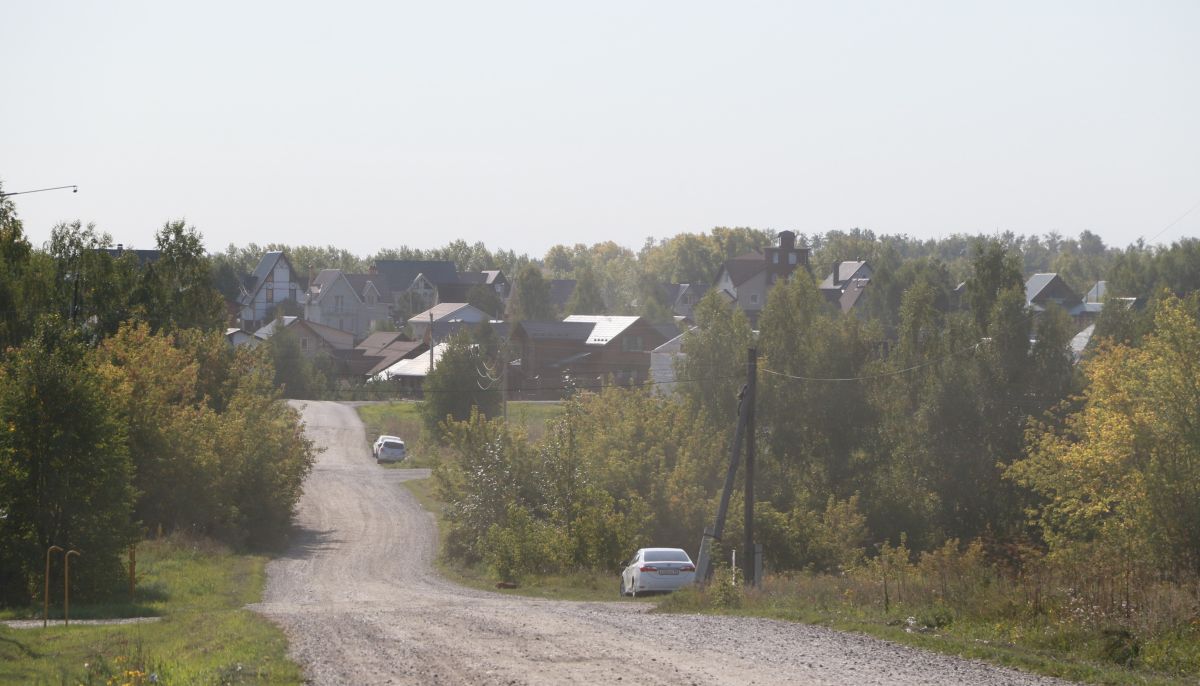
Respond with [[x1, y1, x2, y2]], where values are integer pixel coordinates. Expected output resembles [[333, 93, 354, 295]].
[[713, 230, 810, 327], [819, 260, 874, 313], [303, 268, 391, 341], [239, 252, 305, 331]]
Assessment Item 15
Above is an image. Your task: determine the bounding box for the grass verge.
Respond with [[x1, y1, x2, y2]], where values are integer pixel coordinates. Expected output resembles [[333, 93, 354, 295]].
[[655, 576, 1198, 685], [356, 401, 564, 468], [0, 536, 302, 685]]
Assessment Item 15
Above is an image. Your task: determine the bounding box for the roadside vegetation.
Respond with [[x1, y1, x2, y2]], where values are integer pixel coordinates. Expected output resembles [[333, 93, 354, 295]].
[[414, 241, 1200, 683], [0, 535, 301, 685]]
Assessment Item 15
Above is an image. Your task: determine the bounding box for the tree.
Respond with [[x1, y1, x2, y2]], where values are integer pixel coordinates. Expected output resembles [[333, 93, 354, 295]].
[[963, 238, 1023, 334], [134, 220, 226, 332], [509, 265, 555, 322], [466, 283, 504, 319], [676, 290, 752, 427], [0, 318, 137, 603], [565, 264, 606, 315], [1009, 294, 1200, 575], [421, 331, 501, 433]]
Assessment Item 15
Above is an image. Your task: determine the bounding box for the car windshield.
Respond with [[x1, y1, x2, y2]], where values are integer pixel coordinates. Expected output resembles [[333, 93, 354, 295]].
[[382, 442, 404, 450], [644, 550, 690, 563]]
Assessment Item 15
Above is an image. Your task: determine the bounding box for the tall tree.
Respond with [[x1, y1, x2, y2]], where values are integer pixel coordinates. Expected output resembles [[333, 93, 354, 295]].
[[0, 318, 137, 603], [565, 264, 606, 315], [509, 265, 555, 322]]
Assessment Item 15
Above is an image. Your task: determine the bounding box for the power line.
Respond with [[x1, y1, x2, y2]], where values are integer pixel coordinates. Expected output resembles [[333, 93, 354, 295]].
[[1143, 196, 1200, 245], [759, 341, 983, 383]]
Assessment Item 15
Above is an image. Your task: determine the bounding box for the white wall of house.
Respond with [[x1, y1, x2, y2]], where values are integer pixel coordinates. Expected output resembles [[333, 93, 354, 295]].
[[242, 260, 302, 325]]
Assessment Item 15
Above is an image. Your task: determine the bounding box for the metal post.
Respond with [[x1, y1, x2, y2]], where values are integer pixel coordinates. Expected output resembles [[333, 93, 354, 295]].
[[697, 384, 748, 583], [44, 545, 63, 628], [743, 348, 757, 586], [64, 550, 80, 626]]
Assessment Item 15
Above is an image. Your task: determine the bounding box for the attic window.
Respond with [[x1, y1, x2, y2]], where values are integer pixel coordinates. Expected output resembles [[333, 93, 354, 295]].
[[750, 293, 759, 305], [266, 283, 274, 303]]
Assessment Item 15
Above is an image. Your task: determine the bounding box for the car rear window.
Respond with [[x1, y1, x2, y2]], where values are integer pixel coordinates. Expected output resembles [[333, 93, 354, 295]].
[[382, 441, 405, 450], [644, 549, 690, 562]]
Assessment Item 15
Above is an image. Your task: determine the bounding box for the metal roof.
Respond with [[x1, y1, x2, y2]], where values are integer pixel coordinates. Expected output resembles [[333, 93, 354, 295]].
[[563, 315, 641, 345]]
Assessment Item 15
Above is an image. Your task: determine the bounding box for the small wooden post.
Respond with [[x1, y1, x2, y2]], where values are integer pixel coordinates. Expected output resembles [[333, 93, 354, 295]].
[[44, 545, 63, 628], [64, 550, 80, 626], [129, 545, 137, 604]]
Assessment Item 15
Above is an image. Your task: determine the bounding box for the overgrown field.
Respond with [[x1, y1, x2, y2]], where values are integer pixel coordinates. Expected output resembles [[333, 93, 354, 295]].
[[356, 400, 563, 467], [0, 536, 302, 685]]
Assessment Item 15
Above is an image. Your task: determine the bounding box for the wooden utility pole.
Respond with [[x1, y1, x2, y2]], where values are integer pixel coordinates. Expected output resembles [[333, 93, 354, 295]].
[[743, 348, 757, 586], [696, 347, 759, 584]]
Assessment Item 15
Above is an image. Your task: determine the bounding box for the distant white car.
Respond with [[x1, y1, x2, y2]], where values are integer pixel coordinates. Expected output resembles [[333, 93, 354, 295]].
[[372, 435, 407, 464], [620, 547, 696, 597]]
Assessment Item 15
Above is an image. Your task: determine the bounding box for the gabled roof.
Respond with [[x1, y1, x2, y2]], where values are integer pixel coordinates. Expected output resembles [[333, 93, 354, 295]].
[[345, 273, 390, 300], [1086, 280, 1107, 304], [482, 270, 505, 285], [820, 261, 870, 290], [364, 341, 426, 376], [838, 278, 871, 313], [563, 315, 641, 346], [373, 342, 448, 380], [719, 252, 767, 287], [357, 331, 410, 354], [453, 272, 488, 285], [103, 247, 161, 266], [410, 302, 486, 323], [430, 320, 510, 341], [1025, 273, 1058, 304], [252, 316, 352, 349], [517, 321, 595, 342], [372, 260, 459, 291], [307, 269, 358, 305], [240, 252, 298, 306]]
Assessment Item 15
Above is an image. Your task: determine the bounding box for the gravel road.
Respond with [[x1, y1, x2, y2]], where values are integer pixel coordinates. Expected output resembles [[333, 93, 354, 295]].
[[252, 401, 1070, 685]]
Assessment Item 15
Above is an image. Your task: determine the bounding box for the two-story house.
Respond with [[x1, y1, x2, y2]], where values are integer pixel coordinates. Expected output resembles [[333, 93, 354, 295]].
[[511, 315, 669, 398], [239, 252, 305, 331], [303, 268, 390, 341], [713, 230, 810, 327]]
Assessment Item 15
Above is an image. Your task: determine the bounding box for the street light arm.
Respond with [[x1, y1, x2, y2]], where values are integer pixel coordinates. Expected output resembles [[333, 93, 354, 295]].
[[0, 185, 78, 199]]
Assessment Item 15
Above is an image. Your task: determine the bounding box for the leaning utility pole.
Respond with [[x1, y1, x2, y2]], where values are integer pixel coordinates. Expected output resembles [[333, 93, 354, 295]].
[[695, 347, 758, 584], [743, 348, 757, 586]]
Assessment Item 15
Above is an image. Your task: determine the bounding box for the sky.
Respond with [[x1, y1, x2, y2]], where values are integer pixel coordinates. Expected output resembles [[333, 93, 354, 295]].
[[2, 1, 1199, 259]]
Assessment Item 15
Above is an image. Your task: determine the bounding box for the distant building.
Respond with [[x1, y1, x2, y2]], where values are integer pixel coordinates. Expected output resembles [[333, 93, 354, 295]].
[[819, 261, 873, 313], [713, 231, 810, 327], [303, 268, 390, 341], [239, 252, 304, 331]]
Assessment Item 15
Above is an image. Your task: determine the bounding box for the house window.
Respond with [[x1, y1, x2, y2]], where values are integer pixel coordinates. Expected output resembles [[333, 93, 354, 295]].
[[300, 337, 309, 351], [773, 253, 780, 263], [788, 253, 797, 265], [335, 295, 345, 311], [367, 292, 377, 306], [289, 286, 297, 301], [266, 283, 274, 303], [750, 293, 759, 305], [621, 335, 644, 352]]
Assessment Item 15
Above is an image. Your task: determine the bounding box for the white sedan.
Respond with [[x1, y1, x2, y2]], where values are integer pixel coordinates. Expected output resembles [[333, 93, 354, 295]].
[[372, 435, 407, 463], [620, 547, 696, 597]]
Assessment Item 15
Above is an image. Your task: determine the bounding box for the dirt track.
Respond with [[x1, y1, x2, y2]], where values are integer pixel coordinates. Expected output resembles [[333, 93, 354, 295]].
[[252, 401, 1069, 685]]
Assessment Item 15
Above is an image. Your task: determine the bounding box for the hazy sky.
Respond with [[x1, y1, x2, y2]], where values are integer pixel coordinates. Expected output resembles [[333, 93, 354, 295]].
[[3, 1, 1198, 259]]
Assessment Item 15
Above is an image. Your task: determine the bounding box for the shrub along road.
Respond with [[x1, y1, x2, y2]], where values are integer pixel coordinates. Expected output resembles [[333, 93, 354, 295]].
[[251, 401, 1071, 685]]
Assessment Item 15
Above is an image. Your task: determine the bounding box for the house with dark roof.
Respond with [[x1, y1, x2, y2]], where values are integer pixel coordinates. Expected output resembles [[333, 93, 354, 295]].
[[434, 269, 512, 304], [819, 261, 874, 313], [1025, 273, 1082, 314], [371, 259, 460, 318], [102, 244, 161, 266], [302, 268, 390, 341], [408, 303, 491, 342], [660, 282, 710, 321], [548, 279, 577, 314], [239, 252, 304, 331], [511, 315, 669, 399], [713, 231, 810, 327]]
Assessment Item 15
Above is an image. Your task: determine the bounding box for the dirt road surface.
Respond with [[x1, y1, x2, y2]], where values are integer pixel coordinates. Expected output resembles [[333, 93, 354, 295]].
[[252, 401, 1069, 685]]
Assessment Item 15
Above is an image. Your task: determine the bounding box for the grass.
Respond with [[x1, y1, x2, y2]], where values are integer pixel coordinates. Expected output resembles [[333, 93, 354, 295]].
[[356, 400, 565, 468], [0, 536, 302, 685], [656, 573, 1200, 685]]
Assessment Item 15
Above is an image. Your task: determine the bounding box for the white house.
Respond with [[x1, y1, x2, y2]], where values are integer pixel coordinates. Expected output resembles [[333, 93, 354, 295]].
[[239, 252, 304, 331], [303, 268, 390, 342]]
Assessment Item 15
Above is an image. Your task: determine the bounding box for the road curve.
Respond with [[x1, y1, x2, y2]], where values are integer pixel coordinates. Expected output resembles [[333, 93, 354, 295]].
[[252, 400, 1069, 685]]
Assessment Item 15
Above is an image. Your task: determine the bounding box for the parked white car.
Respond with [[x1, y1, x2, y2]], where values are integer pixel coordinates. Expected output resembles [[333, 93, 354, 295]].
[[620, 547, 696, 597], [372, 435, 407, 464]]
